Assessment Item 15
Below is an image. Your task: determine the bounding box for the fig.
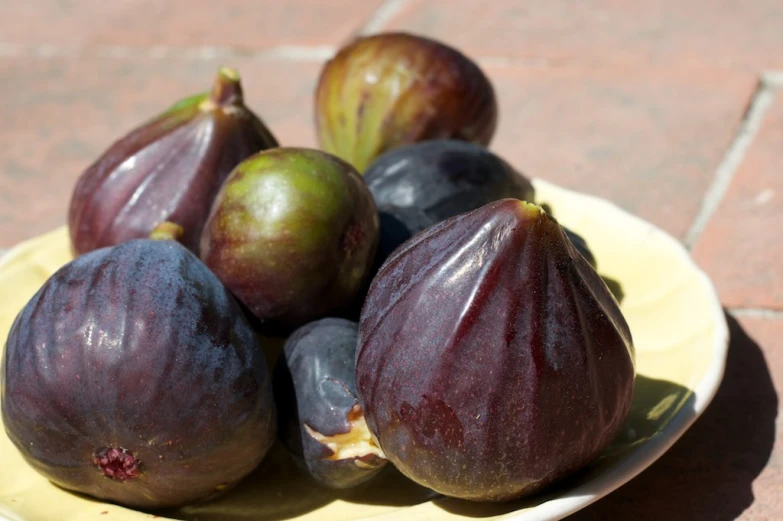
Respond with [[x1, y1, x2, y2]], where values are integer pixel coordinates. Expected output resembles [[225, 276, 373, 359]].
[[355, 200, 635, 501], [200, 147, 379, 334], [364, 140, 535, 265], [1, 236, 277, 508], [68, 67, 278, 256], [273, 318, 387, 489], [315, 32, 497, 172]]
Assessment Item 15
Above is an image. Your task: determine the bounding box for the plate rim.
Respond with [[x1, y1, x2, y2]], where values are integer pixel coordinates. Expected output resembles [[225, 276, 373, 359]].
[[508, 179, 730, 521]]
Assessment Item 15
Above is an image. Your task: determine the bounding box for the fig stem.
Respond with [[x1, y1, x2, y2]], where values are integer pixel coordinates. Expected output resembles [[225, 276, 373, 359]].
[[208, 67, 243, 107], [150, 221, 185, 242]]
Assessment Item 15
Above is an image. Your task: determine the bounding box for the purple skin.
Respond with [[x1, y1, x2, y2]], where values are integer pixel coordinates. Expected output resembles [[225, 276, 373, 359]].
[[273, 318, 387, 489], [356, 199, 635, 501], [1, 239, 277, 509], [68, 68, 278, 255]]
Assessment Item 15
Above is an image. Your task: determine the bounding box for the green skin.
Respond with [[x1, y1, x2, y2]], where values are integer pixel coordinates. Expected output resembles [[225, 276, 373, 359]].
[[200, 148, 379, 333]]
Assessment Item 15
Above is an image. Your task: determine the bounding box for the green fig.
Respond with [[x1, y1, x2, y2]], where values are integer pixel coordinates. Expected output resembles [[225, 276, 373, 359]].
[[200, 148, 379, 333]]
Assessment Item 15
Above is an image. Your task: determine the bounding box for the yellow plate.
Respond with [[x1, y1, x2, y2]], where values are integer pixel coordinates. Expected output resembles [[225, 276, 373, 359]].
[[0, 179, 728, 521]]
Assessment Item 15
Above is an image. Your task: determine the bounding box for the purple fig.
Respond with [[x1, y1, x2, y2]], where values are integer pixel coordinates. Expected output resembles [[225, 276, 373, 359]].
[[273, 318, 387, 489], [2, 235, 276, 508], [315, 32, 497, 172], [68, 67, 278, 256], [355, 199, 635, 501]]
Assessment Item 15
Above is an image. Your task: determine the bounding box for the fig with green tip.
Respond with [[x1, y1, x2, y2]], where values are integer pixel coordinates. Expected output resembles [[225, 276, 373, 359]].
[[315, 32, 497, 173], [68, 67, 278, 256], [200, 147, 379, 333], [356, 199, 635, 501]]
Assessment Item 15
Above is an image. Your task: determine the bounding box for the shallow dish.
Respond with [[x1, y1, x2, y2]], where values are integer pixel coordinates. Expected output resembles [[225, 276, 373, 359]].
[[0, 179, 729, 521]]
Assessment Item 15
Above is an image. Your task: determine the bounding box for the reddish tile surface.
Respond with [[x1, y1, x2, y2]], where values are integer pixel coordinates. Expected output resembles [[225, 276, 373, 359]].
[[0, 0, 383, 50], [484, 64, 755, 240], [0, 56, 320, 247], [692, 94, 783, 309], [0, 1, 136, 46], [568, 313, 782, 520], [90, 0, 385, 49], [379, 0, 783, 70]]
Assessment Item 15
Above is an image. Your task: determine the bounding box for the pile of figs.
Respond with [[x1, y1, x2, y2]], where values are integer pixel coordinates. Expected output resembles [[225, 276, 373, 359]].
[[1, 31, 635, 512]]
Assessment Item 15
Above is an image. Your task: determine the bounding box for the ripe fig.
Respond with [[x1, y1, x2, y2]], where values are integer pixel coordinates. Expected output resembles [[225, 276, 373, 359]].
[[315, 32, 497, 172], [364, 140, 535, 265], [356, 200, 635, 501], [68, 67, 278, 256], [273, 318, 387, 489], [200, 147, 379, 334], [1, 237, 277, 508]]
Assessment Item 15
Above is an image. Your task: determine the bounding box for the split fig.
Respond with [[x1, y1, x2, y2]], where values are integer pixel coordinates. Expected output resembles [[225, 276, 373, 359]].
[[273, 318, 387, 489]]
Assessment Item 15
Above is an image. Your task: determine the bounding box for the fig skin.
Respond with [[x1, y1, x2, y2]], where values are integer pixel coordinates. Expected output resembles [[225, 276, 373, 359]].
[[273, 318, 387, 489], [356, 199, 635, 501], [68, 67, 278, 256], [364, 139, 535, 266], [315, 32, 497, 173], [1, 239, 277, 509], [200, 147, 379, 334]]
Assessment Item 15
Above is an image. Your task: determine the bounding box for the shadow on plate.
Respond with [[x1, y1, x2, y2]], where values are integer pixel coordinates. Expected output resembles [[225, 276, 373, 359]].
[[565, 311, 777, 521], [435, 373, 695, 518]]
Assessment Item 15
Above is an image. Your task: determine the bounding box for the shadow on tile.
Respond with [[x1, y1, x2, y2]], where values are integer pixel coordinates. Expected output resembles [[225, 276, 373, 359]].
[[566, 311, 778, 520]]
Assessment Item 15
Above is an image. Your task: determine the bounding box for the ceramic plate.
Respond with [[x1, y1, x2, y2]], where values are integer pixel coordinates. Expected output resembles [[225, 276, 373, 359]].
[[0, 179, 729, 521]]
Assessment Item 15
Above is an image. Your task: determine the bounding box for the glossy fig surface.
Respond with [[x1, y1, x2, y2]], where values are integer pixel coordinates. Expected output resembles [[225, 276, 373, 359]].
[[273, 318, 386, 489], [1, 238, 277, 508], [364, 140, 534, 264], [68, 67, 278, 255], [315, 32, 497, 172], [356, 200, 635, 501], [200, 147, 379, 333]]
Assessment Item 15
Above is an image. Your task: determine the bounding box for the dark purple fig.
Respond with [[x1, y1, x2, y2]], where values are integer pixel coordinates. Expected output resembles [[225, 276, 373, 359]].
[[315, 32, 497, 172], [273, 318, 387, 489], [356, 199, 635, 501], [364, 139, 535, 266], [200, 147, 379, 334], [1, 237, 277, 508], [68, 67, 278, 256]]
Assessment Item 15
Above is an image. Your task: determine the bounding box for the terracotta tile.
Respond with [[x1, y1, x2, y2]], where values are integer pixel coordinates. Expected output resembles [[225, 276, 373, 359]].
[[0, 1, 137, 46], [567, 313, 782, 520], [378, 0, 783, 70], [691, 94, 783, 309], [0, 0, 383, 49], [484, 64, 756, 241], [88, 0, 384, 49], [0, 56, 320, 248]]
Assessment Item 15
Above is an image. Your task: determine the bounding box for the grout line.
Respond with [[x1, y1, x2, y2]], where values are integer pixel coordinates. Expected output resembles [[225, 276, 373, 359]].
[[0, 42, 336, 62], [257, 45, 336, 62], [682, 77, 778, 250], [729, 307, 783, 319], [360, 0, 412, 35], [762, 70, 783, 87]]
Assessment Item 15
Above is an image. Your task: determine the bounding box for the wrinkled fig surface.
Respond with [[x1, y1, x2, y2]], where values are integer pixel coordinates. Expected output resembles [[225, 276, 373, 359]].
[[273, 318, 387, 489], [315, 32, 497, 172], [68, 67, 278, 255], [1, 238, 277, 508], [356, 199, 635, 501]]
